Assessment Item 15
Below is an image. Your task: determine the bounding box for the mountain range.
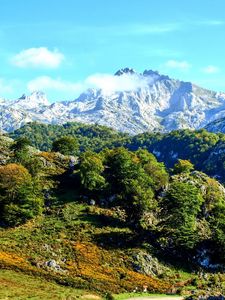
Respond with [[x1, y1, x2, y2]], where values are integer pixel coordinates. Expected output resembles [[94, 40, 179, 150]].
[[1, 68, 225, 134]]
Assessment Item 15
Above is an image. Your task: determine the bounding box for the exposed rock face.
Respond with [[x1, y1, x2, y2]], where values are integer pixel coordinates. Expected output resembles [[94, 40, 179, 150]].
[[131, 250, 169, 276], [1, 70, 225, 134]]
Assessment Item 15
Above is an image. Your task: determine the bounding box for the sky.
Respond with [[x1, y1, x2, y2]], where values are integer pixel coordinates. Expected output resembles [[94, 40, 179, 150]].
[[0, 0, 225, 101]]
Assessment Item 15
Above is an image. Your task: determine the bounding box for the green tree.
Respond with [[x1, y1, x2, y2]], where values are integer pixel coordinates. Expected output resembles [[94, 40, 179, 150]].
[[0, 163, 44, 227], [104, 148, 156, 226], [104, 148, 139, 193], [24, 156, 44, 177], [210, 203, 225, 261], [10, 137, 31, 165], [10, 137, 43, 177], [173, 159, 194, 174], [11, 136, 31, 150], [161, 181, 203, 249], [136, 149, 169, 190], [79, 151, 106, 191], [3, 181, 43, 226], [52, 136, 79, 156]]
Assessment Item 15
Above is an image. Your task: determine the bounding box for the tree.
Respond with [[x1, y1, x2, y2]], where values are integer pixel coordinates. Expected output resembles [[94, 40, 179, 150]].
[[122, 176, 155, 227], [202, 177, 225, 216], [104, 148, 140, 193], [24, 156, 44, 177], [11, 136, 31, 151], [173, 159, 194, 174], [160, 181, 203, 249], [210, 203, 225, 261], [104, 148, 156, 226], [79, 151, 106, 191], [136, 149, 169, 190], [10, 137, 31, 165], [3, 182, 43, 226], [0, 163, 44, 227], [0, 163, 31, 200], [10, 138, 43, 177], [52, 136, 79, 156]]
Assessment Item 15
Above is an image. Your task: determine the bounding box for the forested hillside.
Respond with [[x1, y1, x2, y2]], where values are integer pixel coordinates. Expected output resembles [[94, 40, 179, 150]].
[[126, 129, 225, 181], [9, 122, 128, 153], [1, 132, 225, 297], [9, 122, 225, 182]]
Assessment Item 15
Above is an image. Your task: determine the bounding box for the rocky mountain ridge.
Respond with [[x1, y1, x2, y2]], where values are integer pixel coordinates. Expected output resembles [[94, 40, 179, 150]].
[[1, 68, 225, 134]]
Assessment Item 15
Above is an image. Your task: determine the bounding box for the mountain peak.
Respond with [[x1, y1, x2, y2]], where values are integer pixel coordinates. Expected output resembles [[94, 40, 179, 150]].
[[143, 69, 160, 77], [30, 90, 47, 98], [114, 68, 137, 76], [19, 94, 26, 100], [143, 69, 170, 81], [14, 91, 49, 110]]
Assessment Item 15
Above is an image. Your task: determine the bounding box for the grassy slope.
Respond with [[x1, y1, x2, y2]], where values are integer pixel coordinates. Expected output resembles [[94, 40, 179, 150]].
[[0, 188, 196, 296], [0, 269, 101, 300], [114, 293, 183, 300]]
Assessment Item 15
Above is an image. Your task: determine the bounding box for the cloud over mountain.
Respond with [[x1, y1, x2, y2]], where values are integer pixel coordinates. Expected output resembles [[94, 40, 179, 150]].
[[27, 71, 156, 96]]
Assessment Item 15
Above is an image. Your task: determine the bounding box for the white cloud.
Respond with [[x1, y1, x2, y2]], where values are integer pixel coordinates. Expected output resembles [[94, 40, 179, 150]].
[[85, 73, 151, 94], [11, 47, 64, 69], [164, 60, 191, 71], [202, 65, 220, 74], [27, 72, 155, 96]]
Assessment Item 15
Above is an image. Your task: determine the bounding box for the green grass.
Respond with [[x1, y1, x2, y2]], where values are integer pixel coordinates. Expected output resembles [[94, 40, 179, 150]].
[[114, 293, 182, 300], [0, 269, 101, 300]]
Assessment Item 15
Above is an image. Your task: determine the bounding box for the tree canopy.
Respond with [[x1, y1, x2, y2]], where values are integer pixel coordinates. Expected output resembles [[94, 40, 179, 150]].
[[52, 136, 79, 156]]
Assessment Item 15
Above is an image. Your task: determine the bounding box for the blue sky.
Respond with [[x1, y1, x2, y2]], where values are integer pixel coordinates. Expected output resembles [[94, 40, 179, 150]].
[[1, 0, 225, 101]]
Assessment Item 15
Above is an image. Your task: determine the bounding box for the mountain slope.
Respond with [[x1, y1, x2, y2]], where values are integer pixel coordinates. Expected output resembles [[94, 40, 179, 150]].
[[205, 117, 225, 133], [1, 69, 225, 134]]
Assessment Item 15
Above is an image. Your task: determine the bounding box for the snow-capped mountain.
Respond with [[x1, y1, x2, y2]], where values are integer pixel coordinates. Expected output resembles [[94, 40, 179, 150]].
[[1, 69, 225, 134], [0, 91, 51, 133], [11, 91, 49, 110]]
